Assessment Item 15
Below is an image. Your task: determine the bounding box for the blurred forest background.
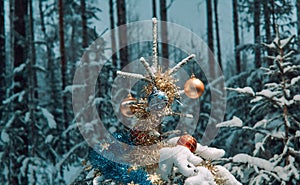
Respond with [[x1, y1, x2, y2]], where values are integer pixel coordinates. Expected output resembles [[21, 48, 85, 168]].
[[0, 0, 300, 184]]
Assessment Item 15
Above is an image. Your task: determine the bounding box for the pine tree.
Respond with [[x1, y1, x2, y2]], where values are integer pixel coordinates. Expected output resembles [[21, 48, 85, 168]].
[[219, 28, 300, 184]]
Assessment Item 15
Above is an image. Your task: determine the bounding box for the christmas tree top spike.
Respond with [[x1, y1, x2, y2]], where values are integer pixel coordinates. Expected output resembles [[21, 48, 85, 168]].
[[152, 17, 158, 71]]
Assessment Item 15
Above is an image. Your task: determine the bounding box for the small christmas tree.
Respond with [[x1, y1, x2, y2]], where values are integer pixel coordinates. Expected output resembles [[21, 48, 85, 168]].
[[77, 18, 241, 185]]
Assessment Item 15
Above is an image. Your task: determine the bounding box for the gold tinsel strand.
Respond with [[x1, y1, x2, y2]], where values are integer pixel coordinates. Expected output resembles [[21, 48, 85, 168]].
[[198, 160, 227, 185], [144, 70, 180, 105]]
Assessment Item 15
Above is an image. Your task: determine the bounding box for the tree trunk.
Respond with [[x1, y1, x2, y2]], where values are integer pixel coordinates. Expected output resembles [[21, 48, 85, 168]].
[[160, 0, 169, 68], [58, 0, 69, 148], [81, 0, 88, 48], [13, 1, 29, 183], [109, 0, 118, 68], [116, 0, 128, 68], [263, 0, 272, 65], [153, 0, 157, 18], [297, 0, 300, 47], [206, 0, 215, 78], [0, 0, 5, 107], [214, 0, 222, 70], [14, 0, 28, 94], [253, 0, 261, 68], [270, 0, 276, 34], [232, 0, 241, 73], [28, 0, 37, 158]]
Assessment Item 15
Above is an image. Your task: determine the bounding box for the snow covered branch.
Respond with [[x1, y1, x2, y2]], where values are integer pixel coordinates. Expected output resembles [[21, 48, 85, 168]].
[[167, 54, 195, 75], [116, 71, 151, 82]]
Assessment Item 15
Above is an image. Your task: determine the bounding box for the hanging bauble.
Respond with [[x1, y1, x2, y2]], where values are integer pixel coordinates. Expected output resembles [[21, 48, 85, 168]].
[[147, 87, 169, 111], [184, 74, 205, 99], [120, 94, 137, 117], [177, 135, 197, 153]]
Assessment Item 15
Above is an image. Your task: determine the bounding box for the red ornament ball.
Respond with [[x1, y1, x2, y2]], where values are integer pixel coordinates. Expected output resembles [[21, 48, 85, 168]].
[[177, 135, 197, 153], [184, 74, 205, 99], [120, 94, 137, 117]]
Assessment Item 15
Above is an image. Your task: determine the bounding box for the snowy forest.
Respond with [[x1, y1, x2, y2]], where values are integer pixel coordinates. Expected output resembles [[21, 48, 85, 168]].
[[0, 0, 300, 185]]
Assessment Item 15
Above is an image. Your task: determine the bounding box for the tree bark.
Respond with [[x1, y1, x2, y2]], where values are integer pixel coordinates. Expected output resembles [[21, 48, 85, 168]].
[[14, 0, 28, 93], [232, 0, 241, 73], [263, 0, 272, 65], [116, 0, 128, 68], [297, 0, 300, 47], [58, 0, 69, 139], [109, 0, 118, 68], [152, 0, 157, 18], [0, 0, 5, 107], [81, 0, 88, 48], [28, 0, 37, 156], [206, 0, 215, 78], [214, 0, 222, 70], [160, 0, 169, 68], [253, 0, 261, 68], [13, 1, 29, 183]]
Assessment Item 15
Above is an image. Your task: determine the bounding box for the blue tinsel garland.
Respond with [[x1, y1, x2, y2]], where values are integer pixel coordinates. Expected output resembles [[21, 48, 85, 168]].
[[89, 132, 153, 185]]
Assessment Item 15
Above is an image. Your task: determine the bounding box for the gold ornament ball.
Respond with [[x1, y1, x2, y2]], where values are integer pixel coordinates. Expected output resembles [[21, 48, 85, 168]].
[[177, 135, 197, 153], [120, 94, 137, 117], [184, 75, 205, 99]]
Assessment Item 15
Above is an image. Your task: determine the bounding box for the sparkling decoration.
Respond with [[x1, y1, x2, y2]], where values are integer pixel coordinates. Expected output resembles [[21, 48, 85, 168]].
[[127, 181, 139, 185], [147, 87, 169, 111], [89, 18, 208, 185], [120, 94, 137, 117], [99, 143, 110, 151], [177, 134, 197, 153], [184, 74, 205, 99], [198, 160, 228, 185], [116, 17, 200, 124], [89, 132, 153, 185], [147, 173, 164, 185]]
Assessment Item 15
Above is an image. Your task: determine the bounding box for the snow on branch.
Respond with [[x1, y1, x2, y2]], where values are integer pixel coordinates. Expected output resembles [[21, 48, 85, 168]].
[[41, 108, 57, 129], [140, 57, 155, 80], [167, 54, 195, 75], [152, 18, 158, 70], [116, 71, 152, 82], [216, 116, 243, 128], [226, 87, 255, 96], [2, 91, 26, 104], [13, 63, 27, 73], [232, 153, 274, 171]]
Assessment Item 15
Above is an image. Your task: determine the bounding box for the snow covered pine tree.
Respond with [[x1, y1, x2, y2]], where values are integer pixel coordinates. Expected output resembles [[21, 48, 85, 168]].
[[218, 27, 300, 184]]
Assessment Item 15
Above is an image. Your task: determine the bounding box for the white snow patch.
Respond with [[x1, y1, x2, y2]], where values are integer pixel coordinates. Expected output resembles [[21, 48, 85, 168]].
[[232, 154, 274, 171], [41, 108, 57, 129], [25, 112, 30, 123], [18, 90, 26, 102], [257, 89, 276, 98], [13, 63, 26, 73], [20, 158, 30, 176], [2, 91, 26, 104], [254, 119, 268, 128], [1, 130, 9, 142], [295, 131, 300, 137], [64, 84, 86, 93], [293, 94, 300, 101], [45, 135, 54, 144], [216, 116, 243, 128], [291, 76, 300, 85], [226, 87, 255, 96]]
